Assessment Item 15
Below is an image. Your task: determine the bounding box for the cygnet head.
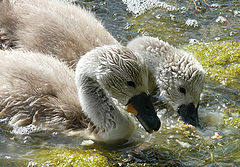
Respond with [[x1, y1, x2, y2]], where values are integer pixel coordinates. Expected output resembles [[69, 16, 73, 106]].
[[75, 45, 161, 134], [127, 36, 206, 127]]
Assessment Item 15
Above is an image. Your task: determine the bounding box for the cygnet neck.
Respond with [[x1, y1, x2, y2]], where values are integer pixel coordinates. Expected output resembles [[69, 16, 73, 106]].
[[75, 46, 136, 143]]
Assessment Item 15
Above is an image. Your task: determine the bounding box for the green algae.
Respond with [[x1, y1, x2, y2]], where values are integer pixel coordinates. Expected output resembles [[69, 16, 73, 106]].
[[225, 117, 240, 128], [125, 1, 240, 46], [184, 41, 240, 90], [223, 107, 240, 128], [127, 10, 187, 46], [26, 147, 109, 167]]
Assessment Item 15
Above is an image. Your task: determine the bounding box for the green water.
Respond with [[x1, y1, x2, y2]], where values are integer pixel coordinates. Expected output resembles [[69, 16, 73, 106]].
[[0, 0, 239, 166]]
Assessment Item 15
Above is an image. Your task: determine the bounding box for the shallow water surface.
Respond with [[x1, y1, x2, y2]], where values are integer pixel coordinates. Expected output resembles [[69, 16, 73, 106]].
[[0, 0, 239, 166]]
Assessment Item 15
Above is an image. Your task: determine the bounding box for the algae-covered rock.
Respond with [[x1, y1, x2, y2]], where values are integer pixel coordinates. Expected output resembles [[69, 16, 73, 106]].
[[184, 41, 240, 90], [27, 148, 108, 167]]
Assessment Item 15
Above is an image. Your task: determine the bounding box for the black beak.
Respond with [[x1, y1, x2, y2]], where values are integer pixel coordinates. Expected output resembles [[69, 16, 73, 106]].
[[177, 103, 200, 127], [127, 92, 161, 133]]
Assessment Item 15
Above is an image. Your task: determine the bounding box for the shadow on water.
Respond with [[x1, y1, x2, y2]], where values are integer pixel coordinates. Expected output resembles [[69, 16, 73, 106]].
[[0, 0, 239, 166]]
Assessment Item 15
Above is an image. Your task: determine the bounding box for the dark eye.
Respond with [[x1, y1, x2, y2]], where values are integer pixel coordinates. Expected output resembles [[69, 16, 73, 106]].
[[179, 87, 186, 95], [127, 81, 135, 88]]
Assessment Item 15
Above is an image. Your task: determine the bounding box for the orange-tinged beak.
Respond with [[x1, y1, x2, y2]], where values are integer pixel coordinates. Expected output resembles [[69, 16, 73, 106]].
[[126, 103, 138, 115], [126, 92, 161, 133]]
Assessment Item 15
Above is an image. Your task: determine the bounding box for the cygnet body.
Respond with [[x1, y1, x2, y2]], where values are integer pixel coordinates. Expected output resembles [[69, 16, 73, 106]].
[[0, 0, 119, 67]]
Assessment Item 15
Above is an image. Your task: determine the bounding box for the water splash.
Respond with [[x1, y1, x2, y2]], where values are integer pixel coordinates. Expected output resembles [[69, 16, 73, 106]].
[[122, 0, 177, 16]]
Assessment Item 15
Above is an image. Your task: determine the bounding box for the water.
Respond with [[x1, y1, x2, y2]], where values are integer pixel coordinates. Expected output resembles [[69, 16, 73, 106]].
[[0, 0, 239, 166], [76, 0, 239, 46]]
